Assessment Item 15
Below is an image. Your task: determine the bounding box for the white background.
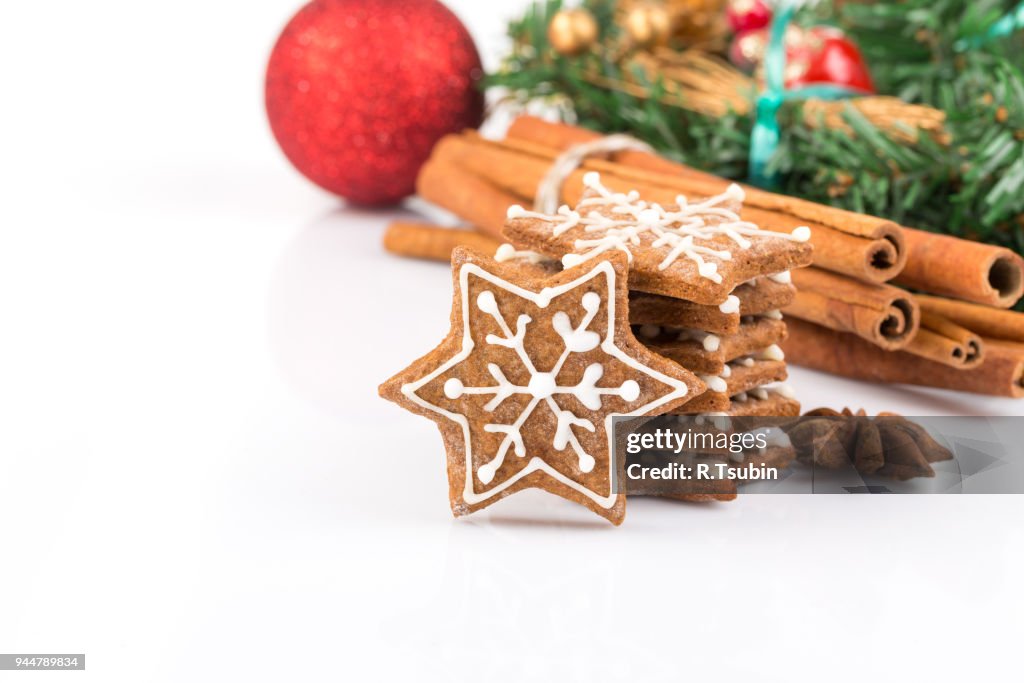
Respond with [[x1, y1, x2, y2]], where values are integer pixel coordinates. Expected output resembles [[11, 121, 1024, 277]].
[[1, 1, 1021, 681]]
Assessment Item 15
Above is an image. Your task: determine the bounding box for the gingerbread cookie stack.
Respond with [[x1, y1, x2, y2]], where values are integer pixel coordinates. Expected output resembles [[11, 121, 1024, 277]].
[[500, 172, 813, 418], [381, 172, 813, 523]]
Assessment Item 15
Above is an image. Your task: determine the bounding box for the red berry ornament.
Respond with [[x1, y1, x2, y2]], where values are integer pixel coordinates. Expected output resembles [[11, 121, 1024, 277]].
[[729, 25, 875, 95], [796, 28, 875, 93], [726, 0, 772, 34], [729, 28, 768, 72], [265, 0, 484, 205]]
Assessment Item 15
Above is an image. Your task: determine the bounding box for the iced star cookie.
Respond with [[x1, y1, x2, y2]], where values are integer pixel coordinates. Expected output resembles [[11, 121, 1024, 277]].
[[672, 359, 788, 415], [503, 173, 813, 305], [635, 318, 788, 375], [724, 386, 801, 417], [629, 275, 796, 335], [379, 249, 704, 525]]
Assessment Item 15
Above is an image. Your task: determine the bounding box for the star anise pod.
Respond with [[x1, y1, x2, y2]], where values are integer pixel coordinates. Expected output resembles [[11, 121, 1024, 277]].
[[784, 408, 953, 481]]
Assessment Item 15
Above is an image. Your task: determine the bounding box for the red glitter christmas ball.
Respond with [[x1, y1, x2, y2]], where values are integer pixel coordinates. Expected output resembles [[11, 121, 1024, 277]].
[[265, 0, 484, 205]]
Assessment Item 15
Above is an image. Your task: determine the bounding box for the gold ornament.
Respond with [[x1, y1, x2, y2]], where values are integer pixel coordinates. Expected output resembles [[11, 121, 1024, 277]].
[[620, 0, 728, 50], [625, 3, 672, 48], [547, 8, 599, 56]]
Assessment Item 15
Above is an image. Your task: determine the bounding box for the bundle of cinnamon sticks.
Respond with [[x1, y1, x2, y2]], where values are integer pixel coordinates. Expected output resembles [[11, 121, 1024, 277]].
[[389, 116, 1024, 399]]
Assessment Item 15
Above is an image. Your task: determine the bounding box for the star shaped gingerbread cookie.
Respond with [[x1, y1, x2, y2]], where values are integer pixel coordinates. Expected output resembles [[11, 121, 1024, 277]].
[[379, 248, 703, 524], [503, 172, 813, 305]]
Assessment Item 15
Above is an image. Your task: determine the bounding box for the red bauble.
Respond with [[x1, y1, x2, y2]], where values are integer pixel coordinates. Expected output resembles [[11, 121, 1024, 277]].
[[265, 0, 484, 205], [726, 0, 772, 34], [729, 25, 875, 94], [795, 28, 875, 93]]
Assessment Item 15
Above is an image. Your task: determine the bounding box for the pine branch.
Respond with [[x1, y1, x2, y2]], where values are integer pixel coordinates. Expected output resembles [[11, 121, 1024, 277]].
[[486, 0, 1024, 252]]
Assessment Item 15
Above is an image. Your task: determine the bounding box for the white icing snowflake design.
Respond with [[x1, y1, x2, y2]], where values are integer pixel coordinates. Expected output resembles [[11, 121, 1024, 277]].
[[400, 259, 690, 509], [507, 172, 811, 284]]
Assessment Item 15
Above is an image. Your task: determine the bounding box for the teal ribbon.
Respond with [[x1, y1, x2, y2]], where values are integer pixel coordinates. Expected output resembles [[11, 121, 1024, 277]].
[[954, 1, 1024, 51], [747, 3, 868, 189]]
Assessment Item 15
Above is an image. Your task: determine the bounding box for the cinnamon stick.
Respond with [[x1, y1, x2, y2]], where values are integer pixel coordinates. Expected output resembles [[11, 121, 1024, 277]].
[[894, 228, 1024, 308], [383, 222, 502, 262], [432, 133, 581, 203], [506, 117, 892, 233], [741, 207, 900, 284], [903, 311, 984, 369], [434, 133, 791, 240], [415, 158, 516, 238], [505, 117, 907, 283], [784, 268, 919, 350], [507, 115, 711, 179], [915, 294, 1024, 343], [782, 317, 1024, 398]]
